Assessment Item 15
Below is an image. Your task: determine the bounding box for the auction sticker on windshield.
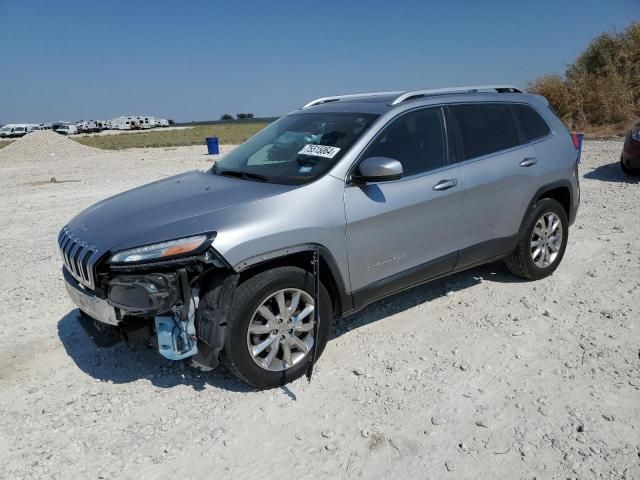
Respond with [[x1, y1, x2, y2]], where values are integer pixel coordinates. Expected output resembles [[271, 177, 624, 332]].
[[298, 144, 341, 159]]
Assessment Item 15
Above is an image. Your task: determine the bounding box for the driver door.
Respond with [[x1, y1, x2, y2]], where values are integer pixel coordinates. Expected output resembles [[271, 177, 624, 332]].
[[344, 107, 463, 306]]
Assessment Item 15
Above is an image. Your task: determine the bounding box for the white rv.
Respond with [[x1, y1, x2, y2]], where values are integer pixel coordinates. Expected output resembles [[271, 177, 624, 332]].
[[76, 120, 101, 133], [95, 120, 111, 130], [110, 115, 169, 130], [150, 117, 170, 127], [111, 116, 145, 130]]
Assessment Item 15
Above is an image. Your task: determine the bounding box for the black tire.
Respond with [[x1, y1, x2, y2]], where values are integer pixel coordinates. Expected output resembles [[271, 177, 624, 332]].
[[220, 266, 332, 388], [621, 156, 640, 176], [505, 198, 569, 280]]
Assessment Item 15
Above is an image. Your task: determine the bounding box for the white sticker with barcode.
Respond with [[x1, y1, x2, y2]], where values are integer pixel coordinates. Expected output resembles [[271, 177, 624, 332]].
[[298, 144, 341, 159]]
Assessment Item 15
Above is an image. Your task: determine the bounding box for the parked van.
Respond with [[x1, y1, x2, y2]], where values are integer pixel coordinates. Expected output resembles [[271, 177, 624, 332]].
[[0, 124, 31, 138], [53, 124, 78, 135]]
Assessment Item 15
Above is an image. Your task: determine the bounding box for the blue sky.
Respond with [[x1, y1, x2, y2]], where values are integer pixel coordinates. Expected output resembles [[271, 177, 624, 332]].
[[0, 0, 637, 123]]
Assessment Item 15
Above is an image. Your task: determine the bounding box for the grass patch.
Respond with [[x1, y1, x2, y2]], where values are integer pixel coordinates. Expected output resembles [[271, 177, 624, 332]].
[[73, 122, 269, 150], [0, 140, 14, 150]]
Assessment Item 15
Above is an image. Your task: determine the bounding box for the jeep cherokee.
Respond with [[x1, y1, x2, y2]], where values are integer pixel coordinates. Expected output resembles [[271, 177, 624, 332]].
[[59, 85, 580, 387]]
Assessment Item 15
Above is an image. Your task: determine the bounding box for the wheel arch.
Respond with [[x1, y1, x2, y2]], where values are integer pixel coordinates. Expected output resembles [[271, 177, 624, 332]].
[[234, 245, 352, 318], [534, 181, 572, 219], [520, 180, 572, 233]]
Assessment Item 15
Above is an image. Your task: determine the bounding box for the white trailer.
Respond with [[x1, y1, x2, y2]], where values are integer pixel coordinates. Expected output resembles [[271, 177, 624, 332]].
[[110, 115, 169, 130], [111, 116, 148, 130], [76, 120, 101, 133]]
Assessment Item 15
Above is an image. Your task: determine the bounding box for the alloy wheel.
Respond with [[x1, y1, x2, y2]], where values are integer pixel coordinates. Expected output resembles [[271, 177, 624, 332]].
[[246, 288, 315, 371], [530, 212, 563, 268]]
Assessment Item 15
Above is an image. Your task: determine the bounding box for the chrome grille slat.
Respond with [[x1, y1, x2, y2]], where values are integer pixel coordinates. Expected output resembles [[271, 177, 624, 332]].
[[73, 245, 85, 279], [60, 236, 71, 256], [63, 239, 74, 271], [68, 243, 81, 276], [58, 226, 99, 290], [77, 248, 90, 282]]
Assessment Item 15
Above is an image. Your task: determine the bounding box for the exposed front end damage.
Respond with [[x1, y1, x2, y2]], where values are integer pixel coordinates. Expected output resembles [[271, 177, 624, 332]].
[[62, 245, 239, 371]]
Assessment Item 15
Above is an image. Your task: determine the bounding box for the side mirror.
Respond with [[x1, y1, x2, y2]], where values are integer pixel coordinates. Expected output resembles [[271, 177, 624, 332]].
[[352, 157, 403, 184]]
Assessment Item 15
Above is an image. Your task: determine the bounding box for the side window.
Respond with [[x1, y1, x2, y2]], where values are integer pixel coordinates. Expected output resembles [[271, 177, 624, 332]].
[[361, 107, 447, 176], [451, 104, 519, 160], [512, 104, 551, 142]]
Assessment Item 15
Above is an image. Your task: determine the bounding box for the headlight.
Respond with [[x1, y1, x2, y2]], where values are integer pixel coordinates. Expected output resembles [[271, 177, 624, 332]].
[[108, 235, 210, 264], [632, 128, 640, 142]]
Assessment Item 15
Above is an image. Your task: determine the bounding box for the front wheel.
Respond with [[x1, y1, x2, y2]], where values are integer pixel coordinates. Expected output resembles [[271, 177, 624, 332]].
[[505, 198, 569, 280], [220, 266, 332, 388]]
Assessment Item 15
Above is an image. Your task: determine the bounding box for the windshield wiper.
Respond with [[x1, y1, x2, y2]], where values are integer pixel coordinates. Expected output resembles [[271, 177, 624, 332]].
[[215, 169, 270, 183]]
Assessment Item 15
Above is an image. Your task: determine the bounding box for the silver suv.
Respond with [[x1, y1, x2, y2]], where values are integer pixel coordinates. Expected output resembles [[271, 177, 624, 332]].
[[59, 85, 580, 387]]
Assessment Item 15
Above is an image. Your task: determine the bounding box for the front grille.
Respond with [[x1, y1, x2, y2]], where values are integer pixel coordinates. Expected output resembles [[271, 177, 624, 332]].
[[58, 227, 100, 290]]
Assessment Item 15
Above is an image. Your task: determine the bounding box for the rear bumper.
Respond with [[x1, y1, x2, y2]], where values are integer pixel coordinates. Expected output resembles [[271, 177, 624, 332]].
[[621, 151, 640, 169], [569, 202, 579, 225], [622, 133, 640, 168]]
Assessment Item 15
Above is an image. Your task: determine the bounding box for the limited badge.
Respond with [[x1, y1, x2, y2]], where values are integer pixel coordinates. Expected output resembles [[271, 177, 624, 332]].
[[298, 144, 341, 159], [299, 166, 313, 173]]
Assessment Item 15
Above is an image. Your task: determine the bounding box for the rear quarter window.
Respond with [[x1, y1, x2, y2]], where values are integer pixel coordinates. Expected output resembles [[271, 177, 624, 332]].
[[512, 104, 551, 142], [451, 104, 519, 160]]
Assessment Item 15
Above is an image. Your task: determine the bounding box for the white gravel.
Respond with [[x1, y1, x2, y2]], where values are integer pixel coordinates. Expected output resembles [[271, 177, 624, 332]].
[[0, 134, 639, 479], [0, 130, 102, 162]]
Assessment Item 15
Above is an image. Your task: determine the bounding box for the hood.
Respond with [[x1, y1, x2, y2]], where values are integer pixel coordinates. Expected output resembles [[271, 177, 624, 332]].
[[66, 170, 294, 255]]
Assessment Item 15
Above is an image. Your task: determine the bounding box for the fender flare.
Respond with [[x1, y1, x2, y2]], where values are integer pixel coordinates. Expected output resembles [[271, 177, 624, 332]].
[[233, 243, 353, 316], [518, 179, 574, 233]]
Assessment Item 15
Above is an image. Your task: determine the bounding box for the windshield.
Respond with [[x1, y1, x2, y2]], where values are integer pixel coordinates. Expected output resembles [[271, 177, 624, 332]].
[[212, 112, 378, 185]]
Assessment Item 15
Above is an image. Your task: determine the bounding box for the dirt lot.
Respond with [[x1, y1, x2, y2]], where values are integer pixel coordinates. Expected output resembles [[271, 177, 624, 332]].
[[0, 133, 639, 479]]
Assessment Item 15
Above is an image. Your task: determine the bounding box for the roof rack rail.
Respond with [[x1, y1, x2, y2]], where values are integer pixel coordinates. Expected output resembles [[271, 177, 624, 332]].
[[302, 91, 403, 109], [390, 85, 522, 105]]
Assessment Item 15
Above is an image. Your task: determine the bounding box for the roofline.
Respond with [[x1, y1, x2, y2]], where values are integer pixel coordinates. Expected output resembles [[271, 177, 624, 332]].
[[390, 85, 522, 105], [302, 84, 522, 109]]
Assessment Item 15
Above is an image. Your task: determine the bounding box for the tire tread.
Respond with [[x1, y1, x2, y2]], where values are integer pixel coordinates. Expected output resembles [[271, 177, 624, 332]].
[[220, 266, 330, 388]]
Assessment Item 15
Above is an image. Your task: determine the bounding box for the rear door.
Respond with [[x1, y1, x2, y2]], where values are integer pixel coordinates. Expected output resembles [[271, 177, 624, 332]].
[[448, 103, 539, 268], [344, 106, 463, 304]]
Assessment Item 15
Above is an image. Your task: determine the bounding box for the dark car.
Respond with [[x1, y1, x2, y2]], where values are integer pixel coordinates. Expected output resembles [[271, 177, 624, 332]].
[[621, 122, 640, 176]]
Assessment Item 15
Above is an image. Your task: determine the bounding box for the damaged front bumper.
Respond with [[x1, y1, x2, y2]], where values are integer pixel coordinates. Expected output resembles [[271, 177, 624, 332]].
[[64, 268, 120, 326], [63, 266, 201, 363]]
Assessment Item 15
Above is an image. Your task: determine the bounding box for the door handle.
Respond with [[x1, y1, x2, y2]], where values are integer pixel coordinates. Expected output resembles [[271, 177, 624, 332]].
[[520, 157, 538, 167], [432, 179, 458, 191]]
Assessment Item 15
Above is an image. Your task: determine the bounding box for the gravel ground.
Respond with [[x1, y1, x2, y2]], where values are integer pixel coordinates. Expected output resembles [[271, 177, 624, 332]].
[[0, 134, 639, 479]]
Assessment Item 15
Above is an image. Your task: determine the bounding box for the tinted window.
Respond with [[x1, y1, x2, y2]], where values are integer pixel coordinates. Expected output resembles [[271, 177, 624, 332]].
[[512, 104, 551, 141], [362, 107, 446, 176], [452, 104, 519, 160]]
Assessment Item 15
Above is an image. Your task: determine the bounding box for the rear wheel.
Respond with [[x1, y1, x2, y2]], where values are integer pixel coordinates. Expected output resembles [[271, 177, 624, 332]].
[[221, 266, 332, 388], [505, 198, 568, 280]]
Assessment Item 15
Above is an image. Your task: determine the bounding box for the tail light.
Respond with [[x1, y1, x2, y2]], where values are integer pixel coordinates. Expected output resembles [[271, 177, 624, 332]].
[[571, 132, 583, 164]]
